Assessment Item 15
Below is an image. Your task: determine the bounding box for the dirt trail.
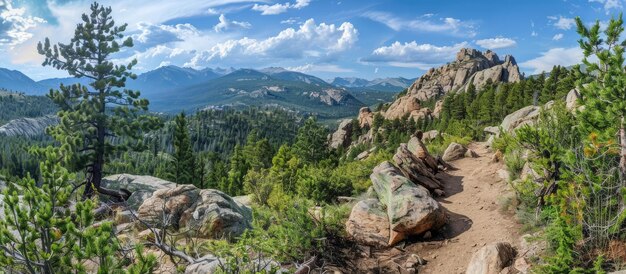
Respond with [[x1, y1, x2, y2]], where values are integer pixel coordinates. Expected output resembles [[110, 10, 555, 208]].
[[416, 142, 521, 273]]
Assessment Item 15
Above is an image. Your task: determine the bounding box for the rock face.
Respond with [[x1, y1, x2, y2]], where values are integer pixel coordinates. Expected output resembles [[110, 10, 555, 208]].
[[308, 88, 357, 106], [408, 48, 521, 101], [466, 242, 517, 274], [137, 185, 252, 239], [370, 161, 446, 246], [432, 100, 444, 118], [358, 107, 374, 128], [102, 174, 176, 210], [442, 142, 468, 162], [0, 115, 58, 137], [383, 95, 425, 120], [329, 119, 353, 149]]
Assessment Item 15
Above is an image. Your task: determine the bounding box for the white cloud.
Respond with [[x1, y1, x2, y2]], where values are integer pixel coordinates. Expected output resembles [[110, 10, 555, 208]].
[[549, 16, 576, 30], [520, 47, 583, 74], [531, 31, 538, 37], [132, 22, 200, 50], [213, 14, 251, 32], [552, 33, 564, 41], [286, 63, 353, 73], [363, 11, 477, 37], [252, 0, 311, 15], [0, 0, 46, 47], [281, 17, 301, 24], [589, 0, 623, 13], [362, 41, 469, 69], [185, 19, 358, 68], [475, 37, 517, 49]]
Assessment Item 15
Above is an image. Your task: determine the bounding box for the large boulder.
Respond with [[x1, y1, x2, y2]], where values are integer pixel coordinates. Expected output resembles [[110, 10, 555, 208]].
[[370, 161, 446, 245], [396, 142, 442, 192], [330, 119, 353, 149], [358, 107, 374, 128], [137, 185, 252, 239], [442, 142, 468, 162], [500, 105, 541, 132], [566, 88, 581, 111], [102, 174, 176, 210], [384, 95, 422, 120], [345, 199, 390, 247], [432, 100, 444, 118], [422, 130, 440, 142], [484, 126, 500, 137], [466, 242, 517, 274]]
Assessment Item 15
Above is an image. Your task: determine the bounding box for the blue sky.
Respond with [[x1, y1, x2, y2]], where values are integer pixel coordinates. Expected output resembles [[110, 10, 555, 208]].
[[0, 0, 622, 80]]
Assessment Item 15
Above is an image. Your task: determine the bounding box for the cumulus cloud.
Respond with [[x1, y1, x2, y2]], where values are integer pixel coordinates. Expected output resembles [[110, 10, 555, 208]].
[[548, 16, 576, 30], [361, 41, 469, 69], [552, 33, 564, 41], [475, 37, 517, 49], [589, 0, 623, 13], [185, 19, 358, 68], [132, 22, 200, 50], [252, 0, 311, 15], [213, 14, 251, 32], [363, 11, 477, 37], [0, 0, 46, 47], [286, 63, 353, 73], [520, 47, 583, 74]]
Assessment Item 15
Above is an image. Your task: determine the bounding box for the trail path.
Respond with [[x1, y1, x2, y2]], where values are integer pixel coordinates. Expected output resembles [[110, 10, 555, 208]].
[[416, 142, 521, 273]]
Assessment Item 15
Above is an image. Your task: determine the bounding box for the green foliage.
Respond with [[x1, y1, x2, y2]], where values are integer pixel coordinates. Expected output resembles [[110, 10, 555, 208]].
[[0, 91, 56, 125], [293, 117, 329, 163], [37, 2, 162, 198], [0, 147, 156, 273], [172, 112, 195, 185]]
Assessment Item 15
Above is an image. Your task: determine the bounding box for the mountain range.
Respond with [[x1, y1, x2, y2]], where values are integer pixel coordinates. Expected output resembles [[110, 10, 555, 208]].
[[0, 66, 411, 118]]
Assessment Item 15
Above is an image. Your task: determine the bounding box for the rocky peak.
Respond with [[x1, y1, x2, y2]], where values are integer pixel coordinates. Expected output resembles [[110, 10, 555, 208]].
[[381, 48, 522, 121]]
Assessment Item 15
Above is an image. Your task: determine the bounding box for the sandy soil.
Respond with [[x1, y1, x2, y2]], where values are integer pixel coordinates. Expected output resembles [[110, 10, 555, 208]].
[[416, 142, 521, 273]]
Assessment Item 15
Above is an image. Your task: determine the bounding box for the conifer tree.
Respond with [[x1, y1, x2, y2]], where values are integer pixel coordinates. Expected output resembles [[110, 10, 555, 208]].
[[172, 112, 194, 185], [575, 14, 626, 176], [37, 2, 161, 200], [293, 117, 329, 163]]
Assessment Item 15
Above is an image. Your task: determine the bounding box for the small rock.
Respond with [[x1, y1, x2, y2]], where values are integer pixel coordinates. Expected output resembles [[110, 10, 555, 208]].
[[423, 231, 433, 240]]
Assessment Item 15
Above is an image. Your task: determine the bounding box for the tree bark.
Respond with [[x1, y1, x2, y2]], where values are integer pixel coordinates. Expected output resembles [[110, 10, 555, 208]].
[[619, 117, 626, 179]]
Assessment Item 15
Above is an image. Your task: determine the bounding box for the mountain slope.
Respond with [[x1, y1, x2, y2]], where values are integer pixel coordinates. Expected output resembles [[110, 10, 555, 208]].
[[331, 77, 415, 92], [149, 69, 365, 118], [0, 68, 47, 95]]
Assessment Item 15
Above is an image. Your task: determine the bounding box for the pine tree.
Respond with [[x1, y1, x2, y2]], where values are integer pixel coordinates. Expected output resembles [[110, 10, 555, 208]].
[[0, 147, 156, 273], [576, 14, 626, 176], [172, 112, 194, 185], [37, 3, 161, 200], [293, 117, 329, 163]]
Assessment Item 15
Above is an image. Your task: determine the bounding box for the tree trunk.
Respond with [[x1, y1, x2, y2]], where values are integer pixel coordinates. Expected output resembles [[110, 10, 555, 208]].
[[619, 117, 626, 178]]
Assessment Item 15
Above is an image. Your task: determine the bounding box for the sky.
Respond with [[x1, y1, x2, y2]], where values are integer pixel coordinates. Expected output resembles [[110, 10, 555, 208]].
[[0, 0, 623, 81]]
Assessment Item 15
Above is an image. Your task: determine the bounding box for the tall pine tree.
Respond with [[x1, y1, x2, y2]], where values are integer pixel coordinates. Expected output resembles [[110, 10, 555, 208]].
[[37, 3, 161, 200], [172, 112, 194, 185]]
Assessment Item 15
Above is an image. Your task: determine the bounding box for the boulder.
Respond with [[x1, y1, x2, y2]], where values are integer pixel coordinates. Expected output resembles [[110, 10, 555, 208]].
[[442, 142, 468, 162], [465, 242, 517, 274], [384, 95, 422, 120], [184, 255, 220, 274], [393, 143, 443, 192], [465, 149, 479, 158], [486, 135, 496, 148], [484, 126, 500, 137], [422, 130, 439, 142], [185, 255, 282, 274], [407, 136, 439, 173], [358, 107, 374, 128], [566, 88, 581, 111], [330, 119, 353, 149], [137, 185, 252, 239], [345, 199, 391, 247], [520, 162, 541, 181], [371, 162, 446, 245], [500, 105, 541, 132], [102, 174, 176, 210]]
